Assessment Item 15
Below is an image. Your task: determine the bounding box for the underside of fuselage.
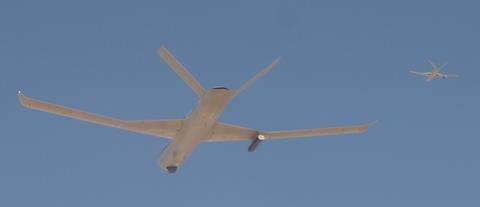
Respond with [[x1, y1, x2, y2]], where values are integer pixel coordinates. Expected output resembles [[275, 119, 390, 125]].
[[158, 87, 235, 173], [18, 47, 373, 174]]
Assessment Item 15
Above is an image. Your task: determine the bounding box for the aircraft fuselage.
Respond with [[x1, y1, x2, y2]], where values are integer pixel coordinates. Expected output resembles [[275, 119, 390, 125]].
[[426, 69, 440, 81], [158, 88, 235, 173]]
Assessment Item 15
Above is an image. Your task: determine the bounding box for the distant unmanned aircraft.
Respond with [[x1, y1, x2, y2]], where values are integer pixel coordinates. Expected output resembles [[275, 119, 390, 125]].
[[410, 60, 459, 82], [19, 46, 373, 173]]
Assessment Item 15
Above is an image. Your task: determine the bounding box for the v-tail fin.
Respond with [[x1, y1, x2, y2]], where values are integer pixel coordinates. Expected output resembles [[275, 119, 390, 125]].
[[158, 46, 206, 97]]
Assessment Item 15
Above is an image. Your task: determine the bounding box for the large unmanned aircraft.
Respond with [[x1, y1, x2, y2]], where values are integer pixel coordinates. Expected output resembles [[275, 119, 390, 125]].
[[18, 46, 373, 173], [410, 60, 459, 82]]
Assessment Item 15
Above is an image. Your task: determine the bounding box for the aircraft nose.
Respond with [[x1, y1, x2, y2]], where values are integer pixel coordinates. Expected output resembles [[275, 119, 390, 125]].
[[166, 166, 178, 174]]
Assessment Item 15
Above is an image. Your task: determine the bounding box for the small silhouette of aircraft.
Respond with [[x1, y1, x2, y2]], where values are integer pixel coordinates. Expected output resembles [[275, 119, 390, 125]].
[[410, 60, 459, 82], [18, 46, 373, 173]]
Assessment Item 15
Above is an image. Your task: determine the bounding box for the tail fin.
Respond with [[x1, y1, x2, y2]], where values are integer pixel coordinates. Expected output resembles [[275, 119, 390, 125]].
[[158, 46, 206, 97], [234, 58, 281, 97], [428, 59, 438, 69], [428, 59, 448, 71], [438, 62, 448, 70]]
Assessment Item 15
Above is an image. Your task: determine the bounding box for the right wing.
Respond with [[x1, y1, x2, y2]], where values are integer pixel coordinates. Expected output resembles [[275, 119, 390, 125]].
[[260, 123, 372, 139], [442, 74, 459, 78], [208, 123, 259, 141], [18, 92, 183, 139], [410, 70, 430, 77], [207, 122, 373, 142]]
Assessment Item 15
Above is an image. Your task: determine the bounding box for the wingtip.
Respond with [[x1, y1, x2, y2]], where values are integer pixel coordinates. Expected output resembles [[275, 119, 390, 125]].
[[17, 90, 25, 99], [360, 121, 377, 132], [157, 45, 166, 55], [271, 57, 282, 66], [158, 45, 167, 52], [17, 90, 29, 107]]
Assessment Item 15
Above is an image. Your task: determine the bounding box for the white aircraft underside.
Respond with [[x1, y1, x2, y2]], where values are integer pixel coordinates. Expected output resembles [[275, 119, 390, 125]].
[[19, 46, 373, 173]]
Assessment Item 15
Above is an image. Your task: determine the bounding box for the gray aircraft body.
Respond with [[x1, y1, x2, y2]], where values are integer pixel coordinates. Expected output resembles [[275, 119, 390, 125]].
[[19, 46, 373, 173]]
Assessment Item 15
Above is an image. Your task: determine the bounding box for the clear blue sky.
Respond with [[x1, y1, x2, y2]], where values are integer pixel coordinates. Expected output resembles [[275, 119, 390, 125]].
[[1, 0, 479, 206]]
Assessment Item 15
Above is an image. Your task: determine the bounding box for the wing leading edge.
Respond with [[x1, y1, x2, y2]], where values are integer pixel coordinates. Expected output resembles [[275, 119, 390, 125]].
[[207, 122, 373, 142], [18, 92, 183, 139]]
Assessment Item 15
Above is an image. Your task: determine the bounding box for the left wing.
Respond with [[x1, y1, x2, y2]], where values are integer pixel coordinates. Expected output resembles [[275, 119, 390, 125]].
[[18, 92, 183, 139], [206, 122, 373, 142], [410, 70, 430, 77]]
